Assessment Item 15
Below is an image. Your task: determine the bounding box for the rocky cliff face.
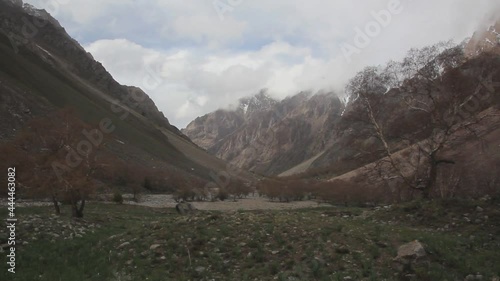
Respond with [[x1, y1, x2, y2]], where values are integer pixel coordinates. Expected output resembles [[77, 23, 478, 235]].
[[183, 91, 344, 175]]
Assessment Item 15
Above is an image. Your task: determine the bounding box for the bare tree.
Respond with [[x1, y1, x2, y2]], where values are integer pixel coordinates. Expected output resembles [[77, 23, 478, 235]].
[[7, 108, 100, 217], [345, 42, 495, 199]]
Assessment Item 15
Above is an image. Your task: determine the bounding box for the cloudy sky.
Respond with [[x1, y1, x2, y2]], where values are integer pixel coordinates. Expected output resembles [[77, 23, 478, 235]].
[[25, 0, 500, 128]]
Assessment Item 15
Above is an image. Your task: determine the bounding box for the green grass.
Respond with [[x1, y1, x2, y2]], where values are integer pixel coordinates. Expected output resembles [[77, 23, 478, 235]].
[[0, 200, 499, 280]]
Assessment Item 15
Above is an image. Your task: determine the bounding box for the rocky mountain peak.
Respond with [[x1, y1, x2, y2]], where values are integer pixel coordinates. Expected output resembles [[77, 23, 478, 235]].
[[465, 20, 500, 57], [21, 2, 63, 29], [237, 90, 278, 117], [183, 90, 345, 175]]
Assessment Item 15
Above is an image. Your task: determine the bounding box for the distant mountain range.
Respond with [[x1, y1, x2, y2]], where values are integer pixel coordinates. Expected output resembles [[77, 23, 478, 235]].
[[1, 0, 498, 192], [183, 90, 344, 175], [184, 20, 500, 178]]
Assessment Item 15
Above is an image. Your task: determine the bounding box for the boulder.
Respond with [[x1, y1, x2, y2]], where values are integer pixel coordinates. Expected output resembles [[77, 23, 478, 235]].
[[394, 240, 426, 262], [175, 202, 196, 215]]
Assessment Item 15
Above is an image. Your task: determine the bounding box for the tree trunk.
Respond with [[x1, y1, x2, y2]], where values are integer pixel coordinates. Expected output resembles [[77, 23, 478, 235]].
[[423, 159, 437, 199], [78, 199, 85, 217], [71, 199, 85, 218], [52, 195, 60, 215], [423, 154, 455, 199]]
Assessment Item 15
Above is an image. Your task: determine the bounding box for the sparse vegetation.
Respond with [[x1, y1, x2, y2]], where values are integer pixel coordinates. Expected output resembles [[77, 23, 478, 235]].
[[112, 190, 123, 204], [1, 200, 499, 280], [0, 3, 499, 281]]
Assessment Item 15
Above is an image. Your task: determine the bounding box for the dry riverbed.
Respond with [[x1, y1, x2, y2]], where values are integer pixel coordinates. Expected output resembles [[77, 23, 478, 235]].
[[125, 194, 332, 211]]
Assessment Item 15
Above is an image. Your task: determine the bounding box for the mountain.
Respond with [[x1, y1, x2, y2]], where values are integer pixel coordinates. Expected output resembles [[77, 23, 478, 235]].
[[0, 0, 236, 185], [184, 22, 500, 179], [465, 20, 500, 57], [183, 90, 344, 175]]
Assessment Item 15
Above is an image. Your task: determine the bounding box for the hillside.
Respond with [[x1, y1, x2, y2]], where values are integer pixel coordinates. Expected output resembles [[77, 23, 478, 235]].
[[0, 0, 236, 187]]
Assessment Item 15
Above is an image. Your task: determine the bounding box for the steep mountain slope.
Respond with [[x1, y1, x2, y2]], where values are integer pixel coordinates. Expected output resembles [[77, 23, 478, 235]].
[[0, 0, 232, 182], [183, 91, 344, 175]]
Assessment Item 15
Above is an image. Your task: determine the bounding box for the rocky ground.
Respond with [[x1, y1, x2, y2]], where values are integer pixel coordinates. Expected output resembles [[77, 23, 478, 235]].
[[0, 199, 499, 280], [0, 213, 101, 250]]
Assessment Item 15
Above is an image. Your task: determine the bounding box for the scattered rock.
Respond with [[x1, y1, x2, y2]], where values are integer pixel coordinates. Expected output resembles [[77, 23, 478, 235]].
[[376, 241, 389, 248], [117, 242, 130, 249], [195, 266, 206, 273], [465, 274, 484, 280], [480, 195, 491, 202], [476, 206, 484, 212], [335, 245, 350, 254], [149, 244, 161, 250]]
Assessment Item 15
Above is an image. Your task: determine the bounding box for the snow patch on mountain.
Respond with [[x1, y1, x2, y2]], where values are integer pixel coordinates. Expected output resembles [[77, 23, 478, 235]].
[[238, 90, 278, 117]]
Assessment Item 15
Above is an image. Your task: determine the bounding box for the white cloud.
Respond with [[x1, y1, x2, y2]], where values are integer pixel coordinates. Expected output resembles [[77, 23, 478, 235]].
[[169, 15, 247, 47], [25, 0, 500, 127]]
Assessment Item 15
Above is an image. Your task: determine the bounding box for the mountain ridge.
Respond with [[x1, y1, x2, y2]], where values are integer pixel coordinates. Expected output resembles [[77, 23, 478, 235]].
[[0, 0, 236, 184], [183, 90, 344, 175]]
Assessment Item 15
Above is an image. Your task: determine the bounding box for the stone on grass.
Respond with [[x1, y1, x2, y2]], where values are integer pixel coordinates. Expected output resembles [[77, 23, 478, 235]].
[[394, 240, 426, 262], [465, 274, 483, 281], [176, 202, 196, 215], [150, 244, 161, 250], [335, 245, 350, 254], [117, 242, 130, 249]]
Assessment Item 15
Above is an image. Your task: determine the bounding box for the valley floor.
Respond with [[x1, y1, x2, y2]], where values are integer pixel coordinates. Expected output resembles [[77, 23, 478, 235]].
[[0, 199, 499, 280], [127, 194, 332, 211]]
